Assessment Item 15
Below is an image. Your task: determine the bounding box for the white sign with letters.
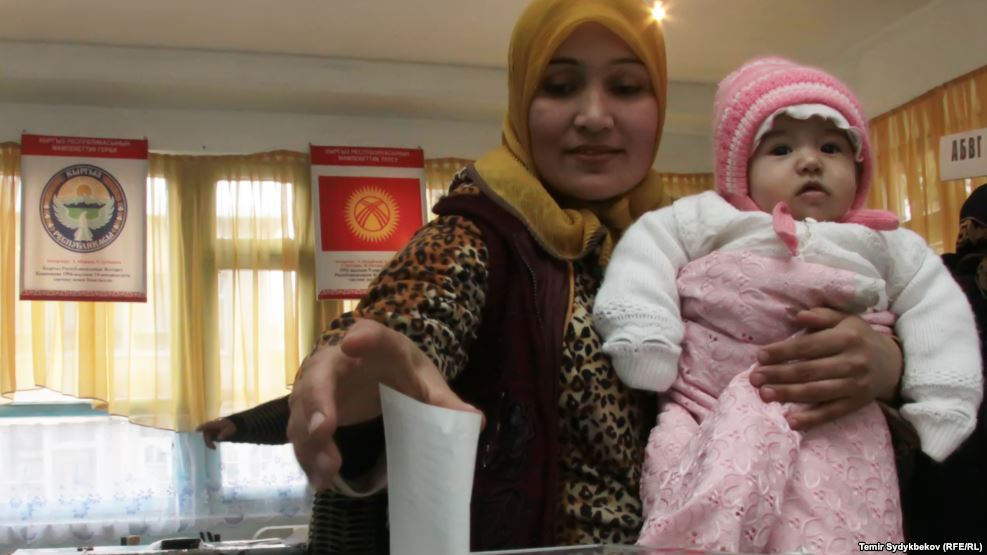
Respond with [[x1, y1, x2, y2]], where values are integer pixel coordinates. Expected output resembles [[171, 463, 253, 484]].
[[940, 127, 987, 181]]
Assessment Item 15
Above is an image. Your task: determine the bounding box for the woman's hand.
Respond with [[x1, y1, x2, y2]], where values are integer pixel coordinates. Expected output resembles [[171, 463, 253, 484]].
[[287, 318, 481, 491], [196, 418, 237, 450], [749, 307, 903, 430]]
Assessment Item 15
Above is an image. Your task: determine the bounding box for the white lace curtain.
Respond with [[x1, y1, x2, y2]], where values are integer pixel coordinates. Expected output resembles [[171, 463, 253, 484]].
[[0, 409, 311, 551]]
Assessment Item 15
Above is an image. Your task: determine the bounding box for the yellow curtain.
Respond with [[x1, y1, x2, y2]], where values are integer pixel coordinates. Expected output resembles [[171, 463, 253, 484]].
[[660, 172, 715, 202], [423, 158, 714, 206], [0, 143, 19, 399], [1, 149, 318, 429], [1, 144, 715, 427], [868, 65, 987, 253], [424, 157, 472, 219], [150, 151, 317, 423], [0, 144, 182, 427]]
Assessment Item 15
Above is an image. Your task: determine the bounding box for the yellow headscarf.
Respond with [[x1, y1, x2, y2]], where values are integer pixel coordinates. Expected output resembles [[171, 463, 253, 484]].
[[473, 0, 669, 265]]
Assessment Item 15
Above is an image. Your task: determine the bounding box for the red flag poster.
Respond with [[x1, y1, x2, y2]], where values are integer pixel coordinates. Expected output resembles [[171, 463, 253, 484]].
[[310, 146, 427, 300]]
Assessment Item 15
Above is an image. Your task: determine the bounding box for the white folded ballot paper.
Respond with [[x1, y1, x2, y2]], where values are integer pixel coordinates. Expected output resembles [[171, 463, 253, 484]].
[[379, 384, 483, 555]]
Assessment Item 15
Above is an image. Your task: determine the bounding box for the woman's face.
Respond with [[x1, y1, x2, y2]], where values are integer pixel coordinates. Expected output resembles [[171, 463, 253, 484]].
[[528, 23, 659, 201]]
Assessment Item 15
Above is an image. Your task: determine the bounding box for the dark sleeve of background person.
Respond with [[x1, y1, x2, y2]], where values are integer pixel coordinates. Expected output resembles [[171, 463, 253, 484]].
[[226, 395, 291, 445], [902, 260, 987, 543], [224, 397, 390, 554], [223, 392, 384, 482], [221, 390, 384, 481]]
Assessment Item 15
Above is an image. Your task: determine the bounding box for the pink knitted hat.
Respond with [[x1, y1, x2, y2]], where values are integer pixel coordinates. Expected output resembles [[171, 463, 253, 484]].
[[712, 57, 897, 231]]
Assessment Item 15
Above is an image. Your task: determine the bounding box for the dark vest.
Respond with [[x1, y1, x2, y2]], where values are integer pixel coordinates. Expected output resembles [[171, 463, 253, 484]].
[[432, 165, 572, 550]]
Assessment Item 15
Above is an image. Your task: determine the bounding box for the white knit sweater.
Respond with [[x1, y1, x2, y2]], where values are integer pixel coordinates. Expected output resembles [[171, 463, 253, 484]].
[[594, 191, 983, 462]]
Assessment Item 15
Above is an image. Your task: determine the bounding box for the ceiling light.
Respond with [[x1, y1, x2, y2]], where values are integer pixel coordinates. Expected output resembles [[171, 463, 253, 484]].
[[651, 1, 667, 21]]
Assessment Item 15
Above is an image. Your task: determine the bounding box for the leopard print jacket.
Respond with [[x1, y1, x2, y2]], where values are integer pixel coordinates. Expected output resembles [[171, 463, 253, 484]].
[[318, 170, 653, 545]]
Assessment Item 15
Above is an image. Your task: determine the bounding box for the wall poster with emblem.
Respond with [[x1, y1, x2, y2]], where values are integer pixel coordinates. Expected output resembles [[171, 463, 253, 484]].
[[310, 145, 427, 300], [20, 133, 148, 302]]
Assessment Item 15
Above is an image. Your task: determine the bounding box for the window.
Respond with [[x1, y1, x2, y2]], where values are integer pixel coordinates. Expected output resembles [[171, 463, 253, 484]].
[[1, 170, 312, 551], [9, 178, 174, 406], [213, 178, 302, 413], [0, 389, 311, 550]]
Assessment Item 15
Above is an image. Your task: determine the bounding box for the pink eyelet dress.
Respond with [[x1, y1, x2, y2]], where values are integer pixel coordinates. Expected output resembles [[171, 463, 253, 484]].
[[636, 248, 902, 554]]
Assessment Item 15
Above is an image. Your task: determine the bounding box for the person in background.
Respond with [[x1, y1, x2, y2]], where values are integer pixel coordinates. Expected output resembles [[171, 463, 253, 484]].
[[197, 399, 388, 554], [287, 2, 909, 551], [904, 183, 987, 543]]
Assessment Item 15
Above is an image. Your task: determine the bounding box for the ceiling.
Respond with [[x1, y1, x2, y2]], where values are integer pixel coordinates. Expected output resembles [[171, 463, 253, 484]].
[[1, 0, 985, 132], [0, 0, 933, 83]]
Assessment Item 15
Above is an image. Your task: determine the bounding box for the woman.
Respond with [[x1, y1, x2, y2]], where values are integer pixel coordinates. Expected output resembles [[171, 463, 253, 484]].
[[288, 0, 905, 550]]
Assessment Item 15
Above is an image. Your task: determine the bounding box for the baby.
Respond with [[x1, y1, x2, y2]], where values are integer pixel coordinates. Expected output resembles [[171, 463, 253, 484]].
[[594, 57, 983, 554]]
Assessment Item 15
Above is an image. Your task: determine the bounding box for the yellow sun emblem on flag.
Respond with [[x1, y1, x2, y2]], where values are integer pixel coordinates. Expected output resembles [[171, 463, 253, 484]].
[[344, 186, 400, 242]]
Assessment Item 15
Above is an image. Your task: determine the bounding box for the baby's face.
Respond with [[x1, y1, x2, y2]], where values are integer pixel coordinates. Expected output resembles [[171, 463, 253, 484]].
[[748, 115, 857, 222]]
